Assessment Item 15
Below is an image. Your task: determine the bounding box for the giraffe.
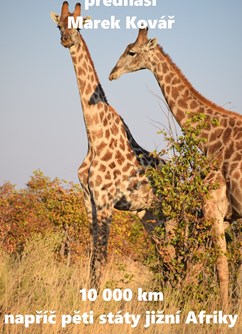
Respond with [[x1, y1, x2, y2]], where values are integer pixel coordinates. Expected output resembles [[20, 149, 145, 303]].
[[50, 4, 161, 286], [109, 28, 242, 308]]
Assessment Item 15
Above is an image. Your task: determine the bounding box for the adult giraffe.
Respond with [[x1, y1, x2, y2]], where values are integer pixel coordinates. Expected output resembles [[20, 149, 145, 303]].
[[109, 28, 242, 308], [51, 4, 161, 286]]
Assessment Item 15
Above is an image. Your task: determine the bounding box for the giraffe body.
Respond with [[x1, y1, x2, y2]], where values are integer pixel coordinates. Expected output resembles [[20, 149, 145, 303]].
[[109, 28, 242, 308], [51, 4, 160, 285]]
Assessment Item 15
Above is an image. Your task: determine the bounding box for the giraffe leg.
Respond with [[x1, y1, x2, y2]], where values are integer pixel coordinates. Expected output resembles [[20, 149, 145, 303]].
[[80, 191, 97, 284], [231, 218, 242, 304], [164, 219, 177, 261], [78, 161, 102, 287], [79, 188, 110, 290], [90, 204, 112, 289], [138, 210, 176, 262], [137, 209, 160, 233], [204, 174, 229, 310]]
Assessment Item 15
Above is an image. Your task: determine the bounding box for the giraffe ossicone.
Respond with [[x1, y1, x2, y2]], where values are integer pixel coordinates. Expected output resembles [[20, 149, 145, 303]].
[[51, 3, 163, 287], [109, 27, 242, 309]]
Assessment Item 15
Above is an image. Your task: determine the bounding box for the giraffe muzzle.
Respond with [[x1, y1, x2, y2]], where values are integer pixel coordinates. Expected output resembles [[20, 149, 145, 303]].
[[109, 70, 120, 81], [61, 35, 74, 48]]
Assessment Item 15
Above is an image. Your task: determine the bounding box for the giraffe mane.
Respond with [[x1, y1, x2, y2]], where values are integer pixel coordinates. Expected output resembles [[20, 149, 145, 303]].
[[157, 45, 242, 120], [120, 115, 160, 166], [121, 116, 150, 154]]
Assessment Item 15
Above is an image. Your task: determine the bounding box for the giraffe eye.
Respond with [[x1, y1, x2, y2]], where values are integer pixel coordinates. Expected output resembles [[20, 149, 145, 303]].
[[128, 51, 136, 56]]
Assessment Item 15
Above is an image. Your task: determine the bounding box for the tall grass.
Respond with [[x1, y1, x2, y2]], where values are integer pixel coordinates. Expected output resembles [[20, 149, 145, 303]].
[[0, 234, 241, 334]]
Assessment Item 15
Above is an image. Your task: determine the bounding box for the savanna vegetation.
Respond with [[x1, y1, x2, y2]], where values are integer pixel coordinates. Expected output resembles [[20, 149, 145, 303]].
[[0, 119, 242, 333]]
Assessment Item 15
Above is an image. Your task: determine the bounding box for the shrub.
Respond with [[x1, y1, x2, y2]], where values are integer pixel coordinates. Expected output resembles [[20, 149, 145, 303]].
[[146, 115, 221, 302], [0, 171, 153, 264]]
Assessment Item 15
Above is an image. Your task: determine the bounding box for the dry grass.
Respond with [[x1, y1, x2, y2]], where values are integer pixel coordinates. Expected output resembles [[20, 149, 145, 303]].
[[0, 234, 241, 334]]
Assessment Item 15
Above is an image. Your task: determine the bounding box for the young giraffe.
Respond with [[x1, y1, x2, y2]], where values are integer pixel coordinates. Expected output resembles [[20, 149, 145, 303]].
[[109, 28, 242, 308], [51, 4, 161, 286]]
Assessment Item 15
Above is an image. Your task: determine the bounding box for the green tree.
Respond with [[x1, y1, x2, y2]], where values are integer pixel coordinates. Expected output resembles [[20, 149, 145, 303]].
[[147, 115, 220, 301]]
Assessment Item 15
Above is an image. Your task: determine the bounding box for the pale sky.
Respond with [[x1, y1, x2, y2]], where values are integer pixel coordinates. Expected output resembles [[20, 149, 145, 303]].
[[0, 0, 242, 187]]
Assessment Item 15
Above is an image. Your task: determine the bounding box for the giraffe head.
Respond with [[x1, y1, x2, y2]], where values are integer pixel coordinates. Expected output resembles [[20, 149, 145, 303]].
[[109, 28, 157, 81], [51, 1, 84, 48]]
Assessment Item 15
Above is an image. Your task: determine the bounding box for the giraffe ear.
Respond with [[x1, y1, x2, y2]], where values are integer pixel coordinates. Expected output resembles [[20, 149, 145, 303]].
[[147, 38, 158, 50], [50, 12, 60, 24]]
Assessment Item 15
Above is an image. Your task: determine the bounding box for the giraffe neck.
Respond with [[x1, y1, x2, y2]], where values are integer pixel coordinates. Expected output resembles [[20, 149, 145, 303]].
[[148, 45, 236, 152], [69, 34, 109, 144], [70, 33, 157, 167]]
